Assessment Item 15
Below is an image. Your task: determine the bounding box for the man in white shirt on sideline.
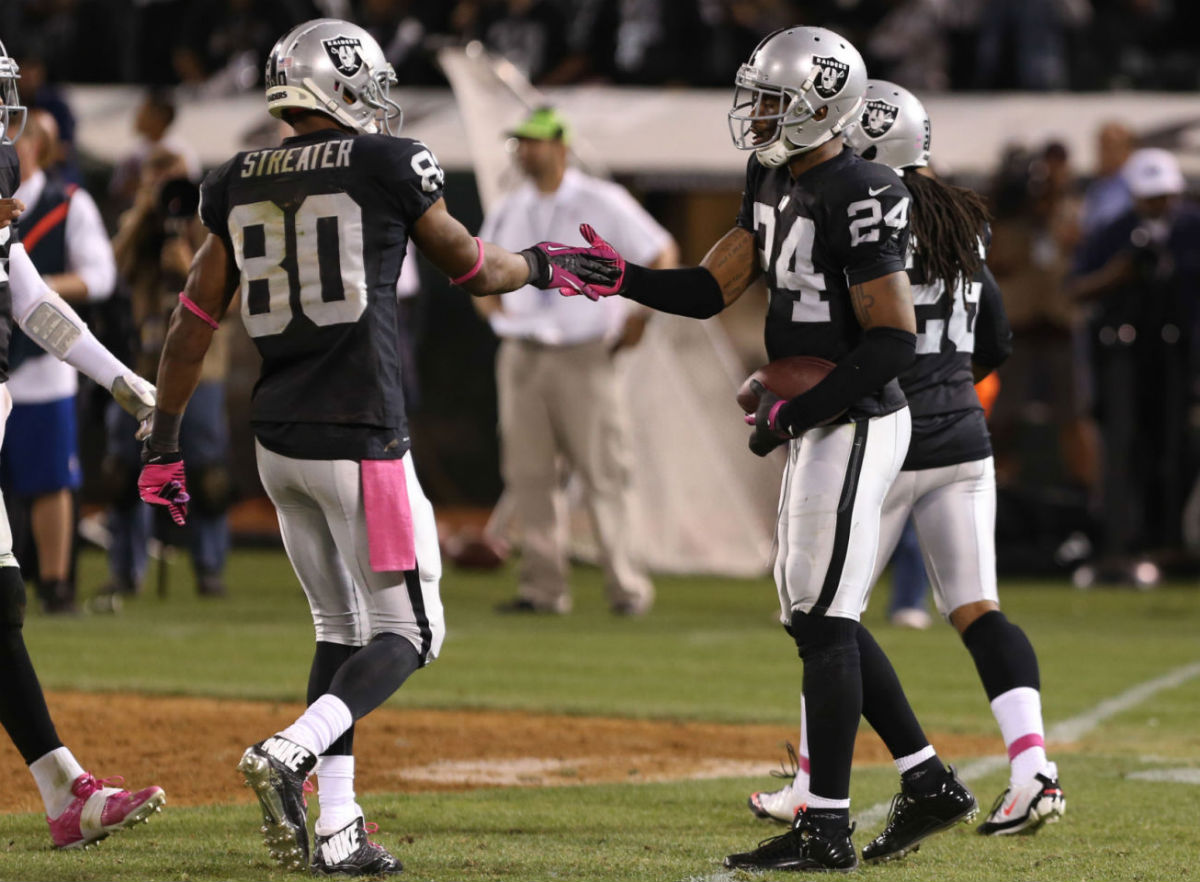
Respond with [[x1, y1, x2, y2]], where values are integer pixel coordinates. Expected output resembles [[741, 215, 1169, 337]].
[[477, 106, 678, 616], [1, 110, 116, 613]]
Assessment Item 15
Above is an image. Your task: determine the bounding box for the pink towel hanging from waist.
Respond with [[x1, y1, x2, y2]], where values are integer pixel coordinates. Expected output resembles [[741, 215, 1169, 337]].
[[361, 459, 416, 572]]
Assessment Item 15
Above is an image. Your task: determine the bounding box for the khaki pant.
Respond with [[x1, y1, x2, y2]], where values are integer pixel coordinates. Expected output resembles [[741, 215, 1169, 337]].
[[497, 338, 653, 613]]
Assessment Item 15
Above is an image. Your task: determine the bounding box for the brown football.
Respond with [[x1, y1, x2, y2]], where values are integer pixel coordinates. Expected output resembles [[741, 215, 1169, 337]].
[[737, 355, 839, 414]]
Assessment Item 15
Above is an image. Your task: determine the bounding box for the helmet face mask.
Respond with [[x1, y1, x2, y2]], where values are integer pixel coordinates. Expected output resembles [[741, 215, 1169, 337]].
[[264, 19, 402, 136], [844, 80, 931, 172], [728, 27, 866, 167], [0, 40, 27, 145]]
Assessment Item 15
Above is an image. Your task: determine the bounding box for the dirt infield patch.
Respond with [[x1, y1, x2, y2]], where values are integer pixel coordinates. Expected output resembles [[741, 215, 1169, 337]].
[[0, 692, 1003, 813]]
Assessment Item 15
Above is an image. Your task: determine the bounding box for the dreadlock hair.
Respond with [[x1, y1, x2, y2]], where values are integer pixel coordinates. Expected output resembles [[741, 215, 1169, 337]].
[[901, 168, 991, 298]]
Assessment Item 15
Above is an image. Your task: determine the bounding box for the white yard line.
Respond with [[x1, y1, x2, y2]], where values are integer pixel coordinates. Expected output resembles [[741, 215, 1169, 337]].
[[853, 659, 1200, 828]]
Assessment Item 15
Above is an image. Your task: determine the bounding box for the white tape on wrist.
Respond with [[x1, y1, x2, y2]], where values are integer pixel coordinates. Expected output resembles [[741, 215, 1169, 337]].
[[23, 300, 83, 359]]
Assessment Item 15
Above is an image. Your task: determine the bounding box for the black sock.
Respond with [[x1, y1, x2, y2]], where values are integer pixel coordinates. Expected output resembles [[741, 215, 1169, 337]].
[[328, 633, 421, 720], [804, 807, 851, 835], [901, 756, 948, 795], [0, 567, 62, 763], [308, 641, 359, 755], [961, 610, 1040, 701], [857, 624, 933, 763], [791, 613, 860, 803]]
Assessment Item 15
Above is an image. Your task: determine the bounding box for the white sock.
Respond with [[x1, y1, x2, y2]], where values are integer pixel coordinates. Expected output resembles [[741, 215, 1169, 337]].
[[315, 755, 361, 836], [894, 745, 937, 774], [279, 694, 354, 758], [30, 747, 87, 818], [805, 793, 851, 810], [990, 687, 1049, 784]]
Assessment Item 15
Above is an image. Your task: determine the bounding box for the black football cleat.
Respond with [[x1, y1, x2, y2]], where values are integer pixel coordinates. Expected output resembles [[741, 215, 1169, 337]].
[[724, 807, 858, 872], [861, 766, 978, 863], [312, 816, 404, 876], [237, 736, 317, 871]]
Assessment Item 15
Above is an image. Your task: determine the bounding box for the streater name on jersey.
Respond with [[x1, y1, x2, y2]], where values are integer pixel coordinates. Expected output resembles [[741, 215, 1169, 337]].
[[239, 139, 353, 178], [200, 129, 445, 461], [736, 146, 911, 421]]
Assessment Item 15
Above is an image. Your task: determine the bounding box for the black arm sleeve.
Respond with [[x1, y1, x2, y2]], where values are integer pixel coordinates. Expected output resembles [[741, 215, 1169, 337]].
[[776, 327, 917, 433], [619, 263, 725, 319], [972, 264, 1012, 370]]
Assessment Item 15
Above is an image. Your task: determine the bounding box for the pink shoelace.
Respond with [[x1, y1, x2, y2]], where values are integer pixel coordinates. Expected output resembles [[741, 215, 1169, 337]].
[[73, 773, 125, 797], [364, 821, 382, 848]]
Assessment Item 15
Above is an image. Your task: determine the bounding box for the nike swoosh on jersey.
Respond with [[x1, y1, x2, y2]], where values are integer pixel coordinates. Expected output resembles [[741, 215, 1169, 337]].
[[868, 185, 892, 196]]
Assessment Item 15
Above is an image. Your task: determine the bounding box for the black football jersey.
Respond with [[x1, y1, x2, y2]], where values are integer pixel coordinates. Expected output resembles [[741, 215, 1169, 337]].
[[200, 129, 445, 460], [737, 147, 909, 421], [0, 142, 20, 382], [900, 234, 1010, 470]]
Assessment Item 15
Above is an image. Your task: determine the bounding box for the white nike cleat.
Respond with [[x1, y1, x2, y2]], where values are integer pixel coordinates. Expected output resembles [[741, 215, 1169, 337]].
[[977, 762, 1065, 835], [747, 783, 805, 823]]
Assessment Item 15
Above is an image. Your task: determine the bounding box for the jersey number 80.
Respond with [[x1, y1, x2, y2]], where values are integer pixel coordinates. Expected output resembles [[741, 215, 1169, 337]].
[[229, 192, 367, 338]]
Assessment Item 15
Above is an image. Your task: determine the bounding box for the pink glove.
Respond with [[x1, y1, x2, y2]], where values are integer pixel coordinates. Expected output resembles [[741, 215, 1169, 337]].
[[522, 224, 627, 301], [138, 452, 190, 526]]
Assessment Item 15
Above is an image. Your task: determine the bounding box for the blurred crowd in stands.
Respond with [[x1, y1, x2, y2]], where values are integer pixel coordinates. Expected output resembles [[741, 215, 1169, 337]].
[[4, 0, 1200, 94]]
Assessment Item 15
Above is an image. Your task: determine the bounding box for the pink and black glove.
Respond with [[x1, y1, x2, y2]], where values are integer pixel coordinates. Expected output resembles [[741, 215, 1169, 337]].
[[521, 224, 626, 301], [742, 380, 792, 457], [138, 449, 190, 525]]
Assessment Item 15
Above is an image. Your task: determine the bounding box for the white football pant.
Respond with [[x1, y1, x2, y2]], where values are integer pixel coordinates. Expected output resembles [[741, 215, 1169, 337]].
[[255, 442, 445, 661], [774, 407, 911, 622], [866, 455, 998, 618]]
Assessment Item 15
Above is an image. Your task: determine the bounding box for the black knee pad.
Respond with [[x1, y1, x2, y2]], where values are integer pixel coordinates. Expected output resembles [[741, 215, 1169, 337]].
[[187, 464, 234, 516], [788, 609, 859, 659], [0, 567, 27, 628]]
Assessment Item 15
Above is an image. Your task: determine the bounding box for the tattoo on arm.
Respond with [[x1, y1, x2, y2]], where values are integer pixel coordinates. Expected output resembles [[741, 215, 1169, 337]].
[[849, 283, 875, 327], [703, 229, 760, 305]]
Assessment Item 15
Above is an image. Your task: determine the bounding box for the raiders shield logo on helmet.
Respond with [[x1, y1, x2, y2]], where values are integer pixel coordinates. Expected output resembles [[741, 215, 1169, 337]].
[[862, 99, 899, 138], [323, 35, 364, 77], [812, 56, 850, 99]]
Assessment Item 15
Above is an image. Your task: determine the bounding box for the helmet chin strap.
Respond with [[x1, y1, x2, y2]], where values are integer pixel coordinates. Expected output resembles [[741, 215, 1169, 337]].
[[755, 127, 836, 167]]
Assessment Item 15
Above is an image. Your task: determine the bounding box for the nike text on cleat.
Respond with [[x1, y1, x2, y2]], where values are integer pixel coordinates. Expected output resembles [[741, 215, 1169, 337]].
[[48, 773, 166, 849], [861, 766, 978, 863], [237, 736, 317, 870], [312, 816, 404, 876], [977, 763, 1065, 835], [724, 807, 858, 872]]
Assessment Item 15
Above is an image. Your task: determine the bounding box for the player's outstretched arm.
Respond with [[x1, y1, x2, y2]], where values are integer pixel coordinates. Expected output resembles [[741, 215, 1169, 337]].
[[138, 231, 235, 526], [412, 199, 537, 296], [6, 242, 156, 432]]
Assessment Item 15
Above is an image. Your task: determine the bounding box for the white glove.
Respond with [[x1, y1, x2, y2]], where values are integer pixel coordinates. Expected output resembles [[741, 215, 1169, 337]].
[[111, 373, 157, 440]]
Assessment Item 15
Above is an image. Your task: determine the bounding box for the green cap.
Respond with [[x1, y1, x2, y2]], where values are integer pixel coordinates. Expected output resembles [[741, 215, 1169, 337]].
[[508, 107, 570, 142]]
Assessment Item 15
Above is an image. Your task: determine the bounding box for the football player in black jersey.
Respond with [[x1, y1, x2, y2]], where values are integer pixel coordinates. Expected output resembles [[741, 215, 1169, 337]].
[[746, 82, 1066, 850], [137, 19, 610, 876], [552, 27, 976, 871], [0, 41, 167, 849]]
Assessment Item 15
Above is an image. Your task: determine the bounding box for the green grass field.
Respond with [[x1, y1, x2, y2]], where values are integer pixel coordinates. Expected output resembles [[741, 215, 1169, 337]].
[[2, 548, 1199, 881]]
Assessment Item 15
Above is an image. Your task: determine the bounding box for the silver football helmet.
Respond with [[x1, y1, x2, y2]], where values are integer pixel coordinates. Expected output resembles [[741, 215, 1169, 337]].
[[264, 19, 402, 135], [0, 39, 27, 144], [844, 80, 930, 171], [729, 26, 867, 167]]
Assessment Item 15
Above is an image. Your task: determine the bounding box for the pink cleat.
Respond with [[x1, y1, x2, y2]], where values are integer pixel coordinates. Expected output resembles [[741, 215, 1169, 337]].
[[47, 773, 166, 849]]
